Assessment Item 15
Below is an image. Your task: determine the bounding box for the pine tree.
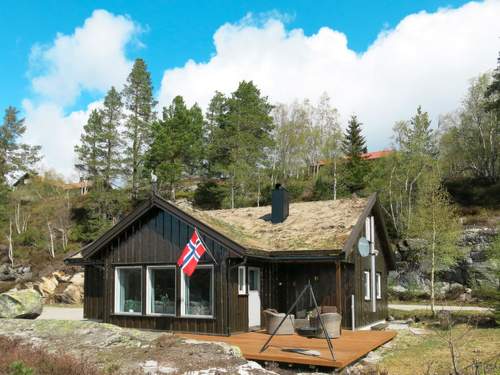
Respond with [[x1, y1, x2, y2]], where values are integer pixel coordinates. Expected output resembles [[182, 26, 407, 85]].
[[146, 96, 203, 200], [100, 86, 123, 187], [0, 107, 41, 185], [75, 109, 103, 182], [208, 81, 274, 208], [122, 58, 157, 198], [341, 115, 368, 193], [485, 52, 500, 116]]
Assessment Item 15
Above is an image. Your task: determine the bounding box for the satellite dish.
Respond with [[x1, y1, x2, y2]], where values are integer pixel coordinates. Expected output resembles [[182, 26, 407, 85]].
[[358, 237, 370, 257]]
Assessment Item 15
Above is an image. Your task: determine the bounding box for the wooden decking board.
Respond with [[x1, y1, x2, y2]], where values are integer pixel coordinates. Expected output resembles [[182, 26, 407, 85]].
[[181, 330, 396, 368]]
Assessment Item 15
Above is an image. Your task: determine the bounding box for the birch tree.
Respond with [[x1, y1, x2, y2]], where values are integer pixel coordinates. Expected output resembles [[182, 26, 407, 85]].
[[409, 167, 461, 314]]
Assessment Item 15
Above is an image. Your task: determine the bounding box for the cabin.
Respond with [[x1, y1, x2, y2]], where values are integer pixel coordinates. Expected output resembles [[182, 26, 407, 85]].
[[65, 188, 395, 336]]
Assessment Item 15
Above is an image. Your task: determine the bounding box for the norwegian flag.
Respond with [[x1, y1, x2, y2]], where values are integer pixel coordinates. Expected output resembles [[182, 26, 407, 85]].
[[177, 229, 207, 277]]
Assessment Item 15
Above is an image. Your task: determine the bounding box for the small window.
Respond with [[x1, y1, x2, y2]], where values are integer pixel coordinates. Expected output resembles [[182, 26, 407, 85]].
[[147, 266, 176, 315], [181, 265, 214, 317], [115, 267, 142, 314], [363, 271, 371, 301], [238, 266, 247, 295], [376, 272, 382, 300], [248, 268, 260, 292]]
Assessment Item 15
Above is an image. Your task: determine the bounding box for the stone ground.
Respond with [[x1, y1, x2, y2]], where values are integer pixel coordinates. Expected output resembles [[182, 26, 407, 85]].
[[0, 319, 277, 374]]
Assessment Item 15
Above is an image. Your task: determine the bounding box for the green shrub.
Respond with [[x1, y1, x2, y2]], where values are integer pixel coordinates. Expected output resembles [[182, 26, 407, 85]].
[[193, 180, 227, 209], [9, 361, 33, 375]]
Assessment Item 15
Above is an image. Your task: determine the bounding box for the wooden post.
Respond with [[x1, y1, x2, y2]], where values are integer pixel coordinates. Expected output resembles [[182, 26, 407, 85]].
[[335, 261, 342, 313]]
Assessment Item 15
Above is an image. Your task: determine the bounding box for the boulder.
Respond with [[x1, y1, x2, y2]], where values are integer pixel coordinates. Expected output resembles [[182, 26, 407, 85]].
[[58, 284, 83, 304], [34, 276, 58, 297], [0, 289, 43, 319], [69, 272, 84, 287]]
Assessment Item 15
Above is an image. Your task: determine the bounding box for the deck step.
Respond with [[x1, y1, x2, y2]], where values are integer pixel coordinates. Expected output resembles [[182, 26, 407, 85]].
[[371, 323, 389, 331]]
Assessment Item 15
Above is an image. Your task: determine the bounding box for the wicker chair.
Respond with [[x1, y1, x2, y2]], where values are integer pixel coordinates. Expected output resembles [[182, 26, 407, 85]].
[[263, 309, 295, 335], [310, 312, 342, 338]]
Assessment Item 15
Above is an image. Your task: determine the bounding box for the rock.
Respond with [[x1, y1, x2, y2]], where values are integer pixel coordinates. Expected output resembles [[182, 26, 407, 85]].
[[69, 272, 84, 287], [58, 284, 83, 304], [390, 285, 407, 293], [53, 271, 71, 283], [0, 289, 43, 319], [34, 276, 58, 297]]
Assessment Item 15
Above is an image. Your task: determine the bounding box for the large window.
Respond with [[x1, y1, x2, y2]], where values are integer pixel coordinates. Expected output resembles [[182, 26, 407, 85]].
[[181, 265, 214, 318], [115, 267, 142, 314], [147, 266, 176, 315], [363, 270, 371, 301]]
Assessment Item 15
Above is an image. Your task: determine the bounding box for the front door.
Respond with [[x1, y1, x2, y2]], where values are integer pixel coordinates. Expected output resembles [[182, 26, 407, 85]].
[[248, 267, 261, 329]]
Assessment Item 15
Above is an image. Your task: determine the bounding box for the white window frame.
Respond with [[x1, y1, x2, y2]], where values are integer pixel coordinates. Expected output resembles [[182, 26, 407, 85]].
[[146, 265, 176, 316], [114, 266, 143, 316], [238, 266, 247, 295], [363, 270, 371, 301], [376, 272, 382, 300], [180, 264, 214, 319]]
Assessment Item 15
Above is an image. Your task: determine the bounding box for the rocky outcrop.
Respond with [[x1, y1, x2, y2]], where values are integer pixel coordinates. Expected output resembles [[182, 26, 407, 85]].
[[0, 264, 33, 283], [389, 226, 499, 299], [0, 288, 43, 319], [32, 271, 84, 304]]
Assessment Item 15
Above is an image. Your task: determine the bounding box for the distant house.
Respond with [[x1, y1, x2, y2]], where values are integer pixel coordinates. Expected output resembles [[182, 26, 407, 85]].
[[310, 149, 393, 173], [66, 187, 395, 335]]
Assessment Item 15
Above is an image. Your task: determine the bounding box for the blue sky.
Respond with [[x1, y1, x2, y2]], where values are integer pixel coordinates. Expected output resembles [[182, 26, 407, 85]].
[[1, 0, 498, 178], [1, 0, 472, 113]]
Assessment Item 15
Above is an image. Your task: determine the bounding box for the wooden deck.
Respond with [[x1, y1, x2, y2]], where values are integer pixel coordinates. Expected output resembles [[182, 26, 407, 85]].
[[181, 330, 396, 369]]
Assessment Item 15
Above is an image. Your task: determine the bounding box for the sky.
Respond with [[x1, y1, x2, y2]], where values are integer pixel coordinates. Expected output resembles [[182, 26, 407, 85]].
[[1, 0, 499, 180]]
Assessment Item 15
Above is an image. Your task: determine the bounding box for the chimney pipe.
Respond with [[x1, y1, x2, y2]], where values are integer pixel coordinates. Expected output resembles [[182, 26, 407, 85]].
[[271, 183, 289, 224]]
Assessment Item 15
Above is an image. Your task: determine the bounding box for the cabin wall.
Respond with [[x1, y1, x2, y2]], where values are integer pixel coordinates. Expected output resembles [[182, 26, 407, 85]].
[[347, 209, 390, 328], [259, 262, 346, 325], [88, 207, 242, 335], [83, 264, 104, 320]]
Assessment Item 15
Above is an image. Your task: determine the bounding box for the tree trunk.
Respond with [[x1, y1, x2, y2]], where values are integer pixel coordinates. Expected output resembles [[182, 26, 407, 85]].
[[333, 158, 337, 201], [7, 219, 14, 267], [47, 221, 55, 259], [431, 206, 437, 316]]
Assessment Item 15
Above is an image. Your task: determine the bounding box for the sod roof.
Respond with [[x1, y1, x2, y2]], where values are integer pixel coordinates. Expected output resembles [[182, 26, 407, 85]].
[[179, 197, 369, 252]]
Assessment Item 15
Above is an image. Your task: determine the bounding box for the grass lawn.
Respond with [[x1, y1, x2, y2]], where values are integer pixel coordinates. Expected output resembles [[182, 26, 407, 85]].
[[378, 325, 500, 375]]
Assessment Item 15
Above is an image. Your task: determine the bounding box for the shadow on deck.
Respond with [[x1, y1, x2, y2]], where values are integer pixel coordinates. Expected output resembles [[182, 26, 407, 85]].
[[181, 329, 396, 369]]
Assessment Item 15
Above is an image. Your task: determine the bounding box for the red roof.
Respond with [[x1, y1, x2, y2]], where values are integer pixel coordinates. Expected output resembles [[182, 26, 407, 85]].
[[361, 150, 393, 160]]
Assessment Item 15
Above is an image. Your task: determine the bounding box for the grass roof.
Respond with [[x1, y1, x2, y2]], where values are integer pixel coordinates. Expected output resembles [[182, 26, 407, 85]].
[[180, 197, 369, 252]]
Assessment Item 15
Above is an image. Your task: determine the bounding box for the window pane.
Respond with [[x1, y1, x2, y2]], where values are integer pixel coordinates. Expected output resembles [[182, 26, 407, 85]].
[[185, 268, 212, 316], [117, 268, 142, 313], [150, 268, 175, 315], [248, 269, 259, 291]]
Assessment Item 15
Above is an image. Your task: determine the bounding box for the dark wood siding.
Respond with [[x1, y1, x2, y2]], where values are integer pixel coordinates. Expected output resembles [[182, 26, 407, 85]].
[[347, 208, 390, 328], [89, 206, 240, 335], [83, 265, 104, 320]]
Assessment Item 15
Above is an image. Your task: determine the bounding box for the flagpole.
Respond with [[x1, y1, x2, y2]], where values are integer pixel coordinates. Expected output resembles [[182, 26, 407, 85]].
[[195, 228, 218, 265]]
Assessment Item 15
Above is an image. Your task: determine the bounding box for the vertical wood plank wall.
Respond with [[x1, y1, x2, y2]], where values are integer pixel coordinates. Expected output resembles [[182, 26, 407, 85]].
[[84, 207, 245, 336]]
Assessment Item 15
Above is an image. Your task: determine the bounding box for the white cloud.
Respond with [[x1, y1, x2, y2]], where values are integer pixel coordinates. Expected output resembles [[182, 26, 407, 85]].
[[22, 99, 101, 180], [29, 9, 139, 106], [22, 9, 140, 179], [158, 0, 500, 150]]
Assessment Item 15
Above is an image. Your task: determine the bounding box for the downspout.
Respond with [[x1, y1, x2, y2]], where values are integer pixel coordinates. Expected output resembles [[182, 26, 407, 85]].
[[370, 216, 377, 313], [351, 294, 355, 330]]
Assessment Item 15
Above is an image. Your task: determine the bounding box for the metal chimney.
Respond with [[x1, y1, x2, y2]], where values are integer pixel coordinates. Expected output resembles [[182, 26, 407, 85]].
[[271, 183, 289, 224]]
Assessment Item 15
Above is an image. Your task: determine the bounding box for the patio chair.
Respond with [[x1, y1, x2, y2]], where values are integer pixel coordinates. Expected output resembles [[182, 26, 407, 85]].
[[263, 309, 295, 335], [310, 312, 342, 339]]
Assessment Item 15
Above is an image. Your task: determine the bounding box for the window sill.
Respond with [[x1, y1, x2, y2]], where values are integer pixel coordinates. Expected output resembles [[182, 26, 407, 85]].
[[146, 313, 177, 317], [112, 312, 143, 316], [180, 314, 215, 320]]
